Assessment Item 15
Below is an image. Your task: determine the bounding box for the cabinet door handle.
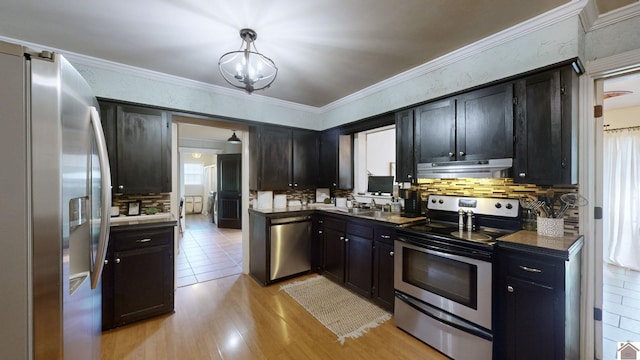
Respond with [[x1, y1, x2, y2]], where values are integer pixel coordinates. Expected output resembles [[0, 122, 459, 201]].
[[318, 230, 323, 234], [389, 251, 394, 256], [380, 235, 391, 239], [115, 258, 121, 264], [118, 185, 124, 190], [339, 236, 344, 240], [459, 151, 465, 156], [507, 285, 514, 293], [519, 265, 542, 273], [448, 152, 454, 157], [344, 238, 349, 242], [136, 238, 152, 243], [104, 259, 109, 265], [519, 172, 526, 178]]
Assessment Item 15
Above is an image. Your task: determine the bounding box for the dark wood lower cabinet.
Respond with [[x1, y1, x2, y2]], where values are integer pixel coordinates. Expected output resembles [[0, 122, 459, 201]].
[[322, 225, 347, 284], [373, 240, 395, 311], [317, 214, 394, 311], [345, 233, 373, 297], [495, 238, 583, 360], [102, 224, 175, 330]]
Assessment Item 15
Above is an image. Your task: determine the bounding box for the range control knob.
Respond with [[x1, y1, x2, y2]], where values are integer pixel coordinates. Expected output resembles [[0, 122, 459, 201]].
[[431, 199, 436, 203], [506, 203, 513, 210], [438, 199, 444, 204], [495, 203, 502, 209]]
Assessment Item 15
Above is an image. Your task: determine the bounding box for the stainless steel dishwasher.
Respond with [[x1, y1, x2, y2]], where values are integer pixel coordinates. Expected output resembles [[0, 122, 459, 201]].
[[269, 215, 311, 281]]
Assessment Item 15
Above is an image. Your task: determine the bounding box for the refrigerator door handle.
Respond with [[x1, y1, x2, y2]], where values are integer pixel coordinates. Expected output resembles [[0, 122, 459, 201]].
[[89, 106, 112, 289]]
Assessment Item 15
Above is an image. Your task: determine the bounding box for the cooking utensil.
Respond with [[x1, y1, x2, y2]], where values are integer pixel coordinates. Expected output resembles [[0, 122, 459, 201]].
[[556, 193, 588, 218], [519, 197, 549, 217]]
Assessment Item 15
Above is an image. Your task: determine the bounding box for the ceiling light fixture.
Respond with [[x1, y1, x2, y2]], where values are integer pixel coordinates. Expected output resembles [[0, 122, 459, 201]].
[[218, 28, 278, 94], [191, 152, 202, 159], [603, 90, 633, 99], [227, 131, 241, 144]]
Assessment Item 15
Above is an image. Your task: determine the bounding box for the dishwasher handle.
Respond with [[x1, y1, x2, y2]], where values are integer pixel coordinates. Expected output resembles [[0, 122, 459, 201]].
[[270, 215, 312, 225]]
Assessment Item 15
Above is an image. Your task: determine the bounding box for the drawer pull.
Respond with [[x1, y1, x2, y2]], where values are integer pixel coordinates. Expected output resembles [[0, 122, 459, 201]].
[[115, 258, 121, 264], [136, 238, 152, 243], [519, 265, 542, 273], [507, 285, 514, 293], [389, 251, 394, 256], [380, 235, 391, 239]]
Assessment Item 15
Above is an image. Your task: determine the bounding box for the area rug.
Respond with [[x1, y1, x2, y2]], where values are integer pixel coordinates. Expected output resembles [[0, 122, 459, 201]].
[[280, 275, 392, 344]]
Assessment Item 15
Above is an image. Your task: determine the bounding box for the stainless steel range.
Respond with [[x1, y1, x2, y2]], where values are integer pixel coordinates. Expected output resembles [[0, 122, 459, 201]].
[[394, 195, 520, 360]]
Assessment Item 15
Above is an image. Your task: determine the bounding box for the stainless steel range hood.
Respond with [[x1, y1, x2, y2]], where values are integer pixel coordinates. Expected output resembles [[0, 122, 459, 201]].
[[417, 158, 512, 179]]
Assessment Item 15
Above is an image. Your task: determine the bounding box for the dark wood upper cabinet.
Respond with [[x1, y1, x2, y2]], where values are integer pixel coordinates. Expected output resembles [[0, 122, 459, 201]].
[[514, 66, 578, 185], [456, 83, 514, 161], [292, 129, 319, 189], [99, 101, 171, 194], [414, 83, 514, 164], [395, 109, 415, 183], [249, 125, 318, 190], [318, 129, 353, 190], [414, 98, 457, 164]]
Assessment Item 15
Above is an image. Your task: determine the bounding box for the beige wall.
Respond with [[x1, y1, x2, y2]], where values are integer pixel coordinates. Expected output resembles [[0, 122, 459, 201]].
[[603, 105, 640, 130]]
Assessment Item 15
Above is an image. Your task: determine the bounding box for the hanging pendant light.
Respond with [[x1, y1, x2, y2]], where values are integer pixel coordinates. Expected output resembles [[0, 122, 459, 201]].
[[218, 28, 278, 94], [227, 130, 241, 144]]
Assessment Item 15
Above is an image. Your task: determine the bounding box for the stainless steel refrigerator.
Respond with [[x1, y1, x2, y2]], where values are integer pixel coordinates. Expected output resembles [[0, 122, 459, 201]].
[[0, 40, 111, 359]]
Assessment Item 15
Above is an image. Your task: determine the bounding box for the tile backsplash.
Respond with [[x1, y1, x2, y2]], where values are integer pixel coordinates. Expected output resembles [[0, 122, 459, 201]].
[[112, 193, 171, 215], [416, 178, 580, 236]]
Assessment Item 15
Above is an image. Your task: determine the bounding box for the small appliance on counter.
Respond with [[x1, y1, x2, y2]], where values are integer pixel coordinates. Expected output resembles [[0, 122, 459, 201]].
[[401, 188, 423, 217]]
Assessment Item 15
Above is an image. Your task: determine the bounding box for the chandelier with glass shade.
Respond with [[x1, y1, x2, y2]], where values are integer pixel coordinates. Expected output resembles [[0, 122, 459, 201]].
[[218, 28, 278, 94]]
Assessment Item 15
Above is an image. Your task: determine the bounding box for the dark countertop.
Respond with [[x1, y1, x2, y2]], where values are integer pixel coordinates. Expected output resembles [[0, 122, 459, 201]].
[[109, 213, 177, 230], [497, 230, 584, 260], [249, 205, 426, 226]]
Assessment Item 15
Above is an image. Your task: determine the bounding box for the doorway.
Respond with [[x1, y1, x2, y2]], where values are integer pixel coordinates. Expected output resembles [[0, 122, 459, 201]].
[[580, 56, 640, 360], [172, 117, 251, 276], [599, 71, 640, 359]]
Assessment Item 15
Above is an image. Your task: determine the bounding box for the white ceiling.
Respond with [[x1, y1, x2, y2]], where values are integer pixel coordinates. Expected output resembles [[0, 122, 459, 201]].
[[604, 71, 640, 110], [0, 0, 637, 108]]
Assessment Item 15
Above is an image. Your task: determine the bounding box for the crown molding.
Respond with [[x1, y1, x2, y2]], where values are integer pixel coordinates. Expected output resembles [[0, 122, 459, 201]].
[[65, 53, 322, 114], [0, 34, 321, 114], [579, 0, 599, 31], [589, 1, 640, 31], [320, 0, 589, 113], [586, 47, 640, 77]]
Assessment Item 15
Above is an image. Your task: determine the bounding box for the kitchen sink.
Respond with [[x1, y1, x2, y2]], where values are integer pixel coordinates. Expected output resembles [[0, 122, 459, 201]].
[[346, 208, 374, 215]]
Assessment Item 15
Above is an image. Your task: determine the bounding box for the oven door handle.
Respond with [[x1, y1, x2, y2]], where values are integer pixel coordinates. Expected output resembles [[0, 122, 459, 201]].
[[398, 237, 491, 260], [396, 291, 492, 341]]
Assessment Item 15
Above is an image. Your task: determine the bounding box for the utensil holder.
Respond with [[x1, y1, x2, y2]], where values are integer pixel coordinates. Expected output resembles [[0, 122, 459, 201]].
[[537, 217, 564, 237]]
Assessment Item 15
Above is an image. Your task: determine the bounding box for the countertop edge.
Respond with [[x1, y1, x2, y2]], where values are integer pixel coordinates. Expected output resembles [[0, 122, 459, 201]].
[[249, 206, 426, 226]]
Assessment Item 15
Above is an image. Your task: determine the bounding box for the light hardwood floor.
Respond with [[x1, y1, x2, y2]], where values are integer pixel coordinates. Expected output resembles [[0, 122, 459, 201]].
[[101, 273, 447, 360]]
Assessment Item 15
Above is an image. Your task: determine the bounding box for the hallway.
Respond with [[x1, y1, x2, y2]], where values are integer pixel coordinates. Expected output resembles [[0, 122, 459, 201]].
[[175, 214, 243, 287]]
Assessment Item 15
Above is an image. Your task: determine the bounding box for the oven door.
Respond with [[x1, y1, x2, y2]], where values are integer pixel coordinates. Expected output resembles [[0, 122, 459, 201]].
[[394, 238, 492, 330]]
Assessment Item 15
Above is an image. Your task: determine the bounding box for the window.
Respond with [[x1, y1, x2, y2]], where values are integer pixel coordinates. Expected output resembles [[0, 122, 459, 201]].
[[184, 163, 204, 185]]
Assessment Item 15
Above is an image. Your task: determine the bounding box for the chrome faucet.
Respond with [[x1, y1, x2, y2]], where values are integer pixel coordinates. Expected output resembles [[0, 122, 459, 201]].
[[371, 198, 376, 209]]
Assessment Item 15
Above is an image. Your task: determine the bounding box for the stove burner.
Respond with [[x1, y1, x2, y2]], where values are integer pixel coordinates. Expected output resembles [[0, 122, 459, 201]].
[[449, 230, 493, 242], [425, 222, 450, 229]]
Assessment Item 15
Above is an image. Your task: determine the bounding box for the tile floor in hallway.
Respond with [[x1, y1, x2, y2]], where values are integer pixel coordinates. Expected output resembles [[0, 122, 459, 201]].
[[175, 214, 243, 287], [603, 262, 640, 359]]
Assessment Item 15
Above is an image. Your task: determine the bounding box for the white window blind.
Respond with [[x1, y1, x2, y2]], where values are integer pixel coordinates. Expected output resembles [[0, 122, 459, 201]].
[[184, 163, 204, 185]]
